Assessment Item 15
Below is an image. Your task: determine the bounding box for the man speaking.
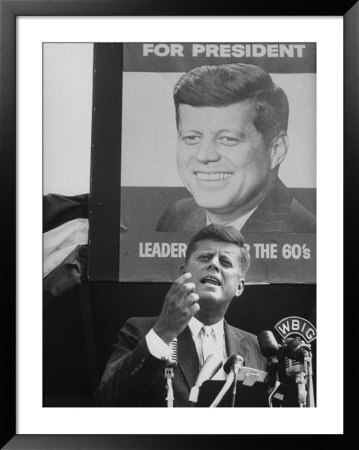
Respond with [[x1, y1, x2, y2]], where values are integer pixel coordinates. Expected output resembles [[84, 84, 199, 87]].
[[94, 224, 266, 406], [156, 63, 315, 233]]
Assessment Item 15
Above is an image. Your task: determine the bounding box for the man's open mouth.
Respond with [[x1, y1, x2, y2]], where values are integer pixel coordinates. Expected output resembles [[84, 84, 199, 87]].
[[200, 276, 222, 286]]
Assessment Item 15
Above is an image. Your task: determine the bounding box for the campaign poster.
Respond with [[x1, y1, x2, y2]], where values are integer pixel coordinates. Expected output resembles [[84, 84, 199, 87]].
[[118, 43, 316, 283]]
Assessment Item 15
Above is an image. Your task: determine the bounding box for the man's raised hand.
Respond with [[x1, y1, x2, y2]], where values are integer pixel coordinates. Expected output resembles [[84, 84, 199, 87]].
[[153, 272, 200, 345]]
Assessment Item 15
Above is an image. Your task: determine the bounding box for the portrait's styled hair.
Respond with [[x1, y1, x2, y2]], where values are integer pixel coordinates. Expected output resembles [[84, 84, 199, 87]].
[[185, 223, 250, 276], [174, 63, 289, 143]]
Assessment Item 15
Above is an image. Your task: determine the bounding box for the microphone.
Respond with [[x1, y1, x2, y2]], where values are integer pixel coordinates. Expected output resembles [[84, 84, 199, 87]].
[[280, 338, 312, 407], [195, 354, 223, 388], [223, 353, 244, 374], [257, 330, 282, 357], [224, 353, 244, 407], [210, 354, 244, 407], [272, 317, 317, 407], [282, 338, 310, 377], [169, 338, 178, 367], [284, 338, 311, 361], [257, 330, 282, 400], [188, 354, 223, 406]]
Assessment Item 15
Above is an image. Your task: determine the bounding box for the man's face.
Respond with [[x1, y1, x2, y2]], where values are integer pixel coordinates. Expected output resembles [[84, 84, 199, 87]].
[[177, 102, 273, 216], [184, 239, 244, 316]]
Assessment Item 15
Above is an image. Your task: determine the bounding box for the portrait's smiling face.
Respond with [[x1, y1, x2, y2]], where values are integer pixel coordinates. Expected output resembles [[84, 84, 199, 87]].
[[176, 101, 275, 220]]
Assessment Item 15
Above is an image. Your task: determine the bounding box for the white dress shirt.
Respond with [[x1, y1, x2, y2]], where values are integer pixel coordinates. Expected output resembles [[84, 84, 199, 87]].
[[206, 205, 258, 231]]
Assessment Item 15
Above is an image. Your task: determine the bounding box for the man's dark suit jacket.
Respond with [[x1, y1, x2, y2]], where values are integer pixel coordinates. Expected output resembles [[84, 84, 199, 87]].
[[94, 317, 267, 407], [156, 178, 316, 233]]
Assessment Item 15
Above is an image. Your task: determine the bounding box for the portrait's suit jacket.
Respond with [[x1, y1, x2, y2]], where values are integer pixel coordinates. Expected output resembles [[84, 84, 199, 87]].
[[156, 178, 316, 233], [94, 316, 267, 407]]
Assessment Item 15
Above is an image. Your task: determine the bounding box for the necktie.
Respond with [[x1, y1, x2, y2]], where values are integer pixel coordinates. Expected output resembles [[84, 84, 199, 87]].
[[201, 325, 217, 363]]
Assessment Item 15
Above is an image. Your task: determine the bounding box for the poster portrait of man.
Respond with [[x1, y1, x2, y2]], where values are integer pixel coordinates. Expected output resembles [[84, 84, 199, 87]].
[[118, 43, 316, 283]]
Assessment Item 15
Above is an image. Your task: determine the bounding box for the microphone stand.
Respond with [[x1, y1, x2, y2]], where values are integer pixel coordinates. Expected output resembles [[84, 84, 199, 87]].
[[266, 357, 279, 407], [230, 362, 242, 407], [293, 346, 314, 407], [209, 372, 234, 407], [295, 372, 307, 407], [210, 362, 242, 407], [210, 354, 244, 407], [164, 367, 175, 407], [305, 349, 315, 407]]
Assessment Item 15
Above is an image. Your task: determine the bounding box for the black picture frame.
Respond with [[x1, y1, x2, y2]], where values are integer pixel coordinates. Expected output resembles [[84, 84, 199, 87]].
[[1, 1, 356, 448]]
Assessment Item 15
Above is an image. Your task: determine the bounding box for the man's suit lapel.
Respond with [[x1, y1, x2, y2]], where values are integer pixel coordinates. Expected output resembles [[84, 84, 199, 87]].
[[177, 326, 199, 389], [224, 320, 252, 365], [242, 178, 292, 232], [185, 204, 206, 231]]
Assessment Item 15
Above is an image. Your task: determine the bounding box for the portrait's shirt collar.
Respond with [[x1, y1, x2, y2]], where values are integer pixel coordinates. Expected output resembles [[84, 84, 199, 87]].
[[205, 205, 258, 231]]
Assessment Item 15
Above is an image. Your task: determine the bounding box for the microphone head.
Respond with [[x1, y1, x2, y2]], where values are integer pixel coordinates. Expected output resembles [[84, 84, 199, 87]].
[[257, 330, 280, 358], [188, 354, 223, 405], [195, 354, 223, 387], [223, 353, 244, 374], [284, 338, 311, 360], [168, 338, 178, 367]]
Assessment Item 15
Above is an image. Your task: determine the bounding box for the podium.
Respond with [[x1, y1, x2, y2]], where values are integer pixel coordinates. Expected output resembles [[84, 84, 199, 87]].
[[197, 378, 269, 407]]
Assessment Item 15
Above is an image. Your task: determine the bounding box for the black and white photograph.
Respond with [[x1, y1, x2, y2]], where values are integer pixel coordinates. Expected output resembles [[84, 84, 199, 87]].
[[43, 42, 317, 409]]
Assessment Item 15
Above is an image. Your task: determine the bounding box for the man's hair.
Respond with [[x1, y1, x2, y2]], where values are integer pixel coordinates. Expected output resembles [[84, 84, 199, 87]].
[[174, 63, 289, 143], [185, 223, 250, 276]]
